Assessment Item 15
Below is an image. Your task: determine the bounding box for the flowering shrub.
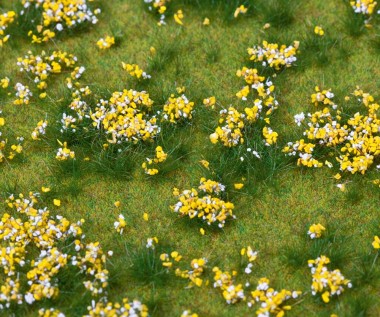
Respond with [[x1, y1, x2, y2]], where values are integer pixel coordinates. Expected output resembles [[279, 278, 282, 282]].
[[308, 255, 352, 303], [142, 146, 167, 175], [284, 87, 380, 177], [247, 41, 300, 70], [162, 94, 195, 123], [91, 89, 160, 144], [0, 11, 16, 46], [171, 178, 235, 228], [21, 0, 101, 43]]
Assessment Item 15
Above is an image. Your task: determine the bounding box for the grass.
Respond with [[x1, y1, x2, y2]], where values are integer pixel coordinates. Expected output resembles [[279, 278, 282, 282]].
[[0, 0, 380, 316]]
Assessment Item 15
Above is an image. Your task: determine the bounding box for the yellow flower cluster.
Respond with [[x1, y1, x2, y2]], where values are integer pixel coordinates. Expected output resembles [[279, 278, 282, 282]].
[[175, 258, 207, 288], [0, 192, 111, 309], [114, 214, 126, 234], [91, 89, 160, 144], [171, 178, 235, 228], [211, 66, 279, 147], [60, 86, 91, 133], [248, 278, 302, 316], [160, 251, 182, 268], [213, 267, 245, 304], [38, 308, 65, 317], [146, 236, 159, 249], [160, 252, 207, 288], [14, 83, 33, 105], [262, 126, 278, 146], [210, 107, 246, 147], [284, 87, 380, 175], [122, 63, 151, 79], [85, 298, 149, 317], [241, 246, 258, 274], [203, 96, 216, 109], [17, 50, 81, 95], [0, 11, 16, 46], [162, 94, 195, 123], [314, 25, 325, 36], [142, 146, 167, 175], [144, 0, 170, 26], [247, 41, 300, 70], [55, 141, 75, 160], [308, 223, 326, 239], [21, 0, 100, 43], [0, 112, 24, 163], [308, 255, 352, 303], [350, 0, 378, 14], [96, 36, 115, 49], [31, 120, 48, 140]]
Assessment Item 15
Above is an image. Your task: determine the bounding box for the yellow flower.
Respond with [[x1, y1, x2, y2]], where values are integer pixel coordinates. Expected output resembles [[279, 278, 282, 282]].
[[200, 228, 205, 235], [174, 10, 184, 25], [314, 26, 325, 36], [234, 183, 244, 189], [114, 214, 127, 234], [203, 18, 210, 26], [114, 201, 121, 208], [96, 36, 115, 49], [199, 160, 210, 169], [234, 5, 248, 18], [372, 236, 380, 249], [143, 212, 149, 221], [322, 291, 330, 303], [41, 187, 50, 193], [53, 199, 61, 206], [263, 23, 271, 29]]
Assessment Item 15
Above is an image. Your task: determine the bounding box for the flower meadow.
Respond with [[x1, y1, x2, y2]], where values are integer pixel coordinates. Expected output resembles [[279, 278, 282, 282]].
[[0, 0, 380, 316]]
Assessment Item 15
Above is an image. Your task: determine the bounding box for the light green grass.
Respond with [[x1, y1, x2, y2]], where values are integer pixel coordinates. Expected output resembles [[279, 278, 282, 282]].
[[1, 0, 380, 316]]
